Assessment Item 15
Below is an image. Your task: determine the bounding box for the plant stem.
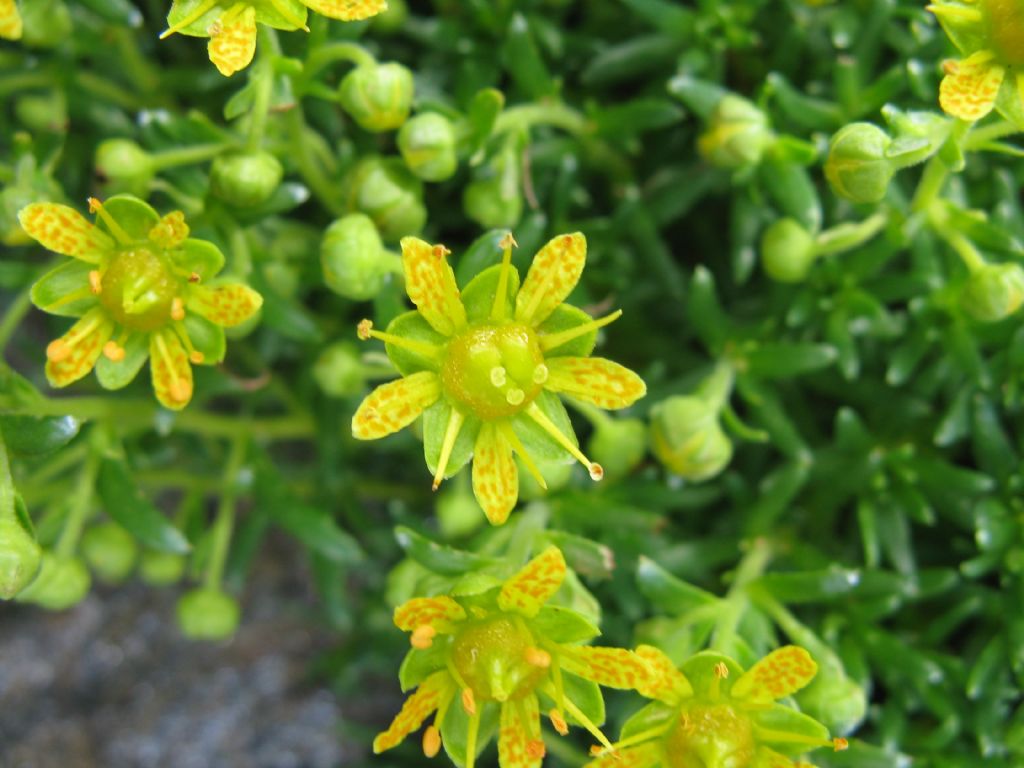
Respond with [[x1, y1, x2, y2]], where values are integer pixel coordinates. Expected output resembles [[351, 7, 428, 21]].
[[910, 154, 950, 214], [204, 433, 248, 588], [246, 30, 275, 152], [710, 538, 773, 654], [151, 143, 232, 171], [494, 103, 590, 137], [55, 451, 100, 557], [302, 42, 376, 86], [286, 105, 345, 215], [964, 120, 1021, 149], [0, 427, 15, 521]]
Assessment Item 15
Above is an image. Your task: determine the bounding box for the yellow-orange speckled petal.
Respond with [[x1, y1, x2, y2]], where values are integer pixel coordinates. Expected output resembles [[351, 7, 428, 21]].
[[302, 0, 386, 20], [187, 284, 263, 328], [208, 4, 257, 77], [352, 371, 441, 440], [373, 671, 451, 753], [149, 211, 190, 249], [584, 744, 662, 768], [515, 233, 586, 326], [499, 692, 542, 768], [150, 328, 193, 410], [400, 237, 467, 336], [18, 203, 113, 262], [497, 545, 566, 617], [0, 0, 22, 39], [635, 644, 693, 704], [750, 747, 797, 768], [939, 51, 1004, 121], [472, 424, 518, 526], [393, 595, 467, 632], [731, 646, 818, 703], [45, 309, 114, 387], [545, 357, 646, 410], [560, 646, 652, 691]]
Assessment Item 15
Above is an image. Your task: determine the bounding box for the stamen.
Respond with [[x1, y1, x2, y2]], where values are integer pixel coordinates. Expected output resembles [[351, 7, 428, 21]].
[[46, 339, 71, 362], [357, 319, 442, 361], [154, 331, 191, 404], [532, 363, 548, 384], [171, 297, 185, 321], [549, 708, 568, 736], [525, 402, 604, 481], [834, 738, 849, 752], [267, 0, 310, 29], [432, 244, 451, 259], [160, 0, 219, 38], [411, 624, 437, 649], [465, 709, 480, 768], [89, 270, 102, 294], [422, 726, 441, 758], [506, 388, 525, 406], [43, 286, 94, 312], [461, 687, 477, 716], [526, 740, 546, 759], [552, 684, 614, 753], [432, 408, 466, 491], [539, 309, 623, 352], [498, 423, 547, 490], [491, 232, 516, 321], [173, 321, 205, 365], [714, 662, 729, 678], [525, 647, 551, 668], [490, 366, 507, 387], [189, 271, 201, 283], [103, 341, 125, 362], [87, 197, 132, 245]]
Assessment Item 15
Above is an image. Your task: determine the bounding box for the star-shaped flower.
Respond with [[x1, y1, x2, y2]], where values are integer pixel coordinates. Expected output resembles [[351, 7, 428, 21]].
[[19, 195, 262, 410], [0, 0, 21, 39], [351, 232, 646, 525], [584, 646, 848, 768], [929, 0, 1024, 125], [161, 0, 387, 76], [375, 546, 652, 767]]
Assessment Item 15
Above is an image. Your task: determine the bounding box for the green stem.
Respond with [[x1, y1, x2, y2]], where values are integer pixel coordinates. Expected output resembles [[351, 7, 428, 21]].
[[910, 154, 951, 214], [286, 106, 345, 215], [963, 119, 1022, 149], [929, 207, 986, 273], [55, 451, 99, 557], [150, 143, 233, 171], [493, 103, 590, 137], [695, 360, 735, 411], [710, 538, 773, 654], [204, 433, 248, 589], [302, 42, 376, 85], [0, 427, 15, 521], [247, 30, 275, 152]]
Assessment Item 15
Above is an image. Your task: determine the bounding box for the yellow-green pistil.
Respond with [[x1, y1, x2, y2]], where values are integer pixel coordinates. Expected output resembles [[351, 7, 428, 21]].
[[451, 615, 548, 703], [99, 247, 178, 332]]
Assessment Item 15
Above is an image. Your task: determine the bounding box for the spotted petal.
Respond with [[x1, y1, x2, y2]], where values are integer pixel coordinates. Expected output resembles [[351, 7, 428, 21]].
[[401, 236, 467, 336], [515, 233, 586, 326], [186, 283, 263, 328], [18, 203, 113, 262], [560, 646, 651, 690], [635, 644, 693, 704], [352, 371, 441, 439], [0, 0, 22, 39], [584, 743, 662, 768], [208, 5, 257, 77], [45, 309, 114, 387], [497, 545, 566, 617], [731, 646, 818, 703], [394, 595, 466, 632], [544, 357, 646, 409], [302, 0, 386, 20], [939, 51, 1004, 121], [150, 328, 194, 410], [472, 423, 518, 526], [498, 691, 543, 768], [751, 747, 799, 768], [373, 670, 451, 753]]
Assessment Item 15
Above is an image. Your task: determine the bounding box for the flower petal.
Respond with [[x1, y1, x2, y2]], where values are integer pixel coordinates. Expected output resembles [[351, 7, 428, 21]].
[[400, 237, 467, 336], [186, 283, 263, 328], [394, 595, 466, 632], [515, 232, 586, 326], [208, 5, 257, 77], [0, 0, 22, 39], [584, 744, 662, 768], [939, 51, 1004, 121], [302, 0, 386, 21], [498, 692, 543, 768], [351, 371, 441, 440], [18, 203, 113, 262], [150, 328, 194, 410], [635, 644, 693, 704], [560, 646, 651, 691], [731, 646, 818, 703], [544, 357, 646, 410], [750, 746, 797, 768], [497, 545, 566, 617], [472, 423, 518, 525], [45, 309, 114, 387], [373, 670, 451, 753]]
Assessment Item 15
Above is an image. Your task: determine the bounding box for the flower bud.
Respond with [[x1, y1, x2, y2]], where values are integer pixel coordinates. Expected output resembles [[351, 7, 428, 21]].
[[761, 217, 818, 283], [697, 95, 773, 169], [824, 123, 894, 204], [95, 139, 156, 198], [313, 341, 367, 397], [0, 516, 42, 599], [649, 396, 733, 482], [346, 157, 426, 241], [15, 553, 91, 610], [339, 62, 415, 132], [15, 92, 67, 134], [80, 521, 138, 584], [797, 668, 868, 736], [398, 112, 458, 182], [588, 418, 647, 481], [139, 549, 187, 586], [321, 213, 396, 300], [961, 262, 1024, 322], [177, 587, 241, 640], [210, 150, 284, 207]]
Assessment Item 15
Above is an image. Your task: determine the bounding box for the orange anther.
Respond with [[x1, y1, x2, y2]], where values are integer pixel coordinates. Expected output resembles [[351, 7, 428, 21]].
[[714, 662, 729, 679], [171, 297, 185, 321], [87, 196, 102, 213], [103, 341, 125, 362], [833, 737, 849, 751], [498, 232, 518, 250], [46, 339, 71, 362], [525, 647, 551, 668], [411, 624, 437, 650], [588, 463, 604, 481], [357, 319, 373, 341], [189, 351, 205, 364], [432, 244, 451, 258], [422, 725, 441, 758], [89, 270, 102, 294], [549, 708, 568, 736], [189, 271, 201, 283], [461, 687, 477, 716]]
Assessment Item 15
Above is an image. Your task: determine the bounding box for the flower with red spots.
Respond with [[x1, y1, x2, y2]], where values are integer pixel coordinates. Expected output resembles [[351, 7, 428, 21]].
[[351, 232, 646, 525], [0, 0, 21, 39], [375, 546, 652, 768], [19, 195, 262, 410]]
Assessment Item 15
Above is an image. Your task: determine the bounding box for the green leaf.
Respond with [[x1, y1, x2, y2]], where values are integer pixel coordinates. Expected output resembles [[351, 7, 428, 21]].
[[535, 303, 599, 358], [532, 604, 600, 643], [543, 530, 614, 580], [30, 261, 96, 318], [423, 401, 480, 480], [760, 158, 822, 233], [97, 457, 191, 554], [95, 332, 148, 390], [753, 567, 905, 604], [687, 266, 730, 354], [463, 89, 505, 161], [394, 525, 496, 576], [555, 673, 606, 728], [0, 414, 80, 456], [503, 14, 555, 100], [274, 504, 363, 565], [176, 238, 226, 280], [595, 98, 685, 137], [510, 390, 577, 462], [743, 342, 837, 379], [460, 262, 520, 323], [636, 556, 718, 614], [385, 310, 445, 375]]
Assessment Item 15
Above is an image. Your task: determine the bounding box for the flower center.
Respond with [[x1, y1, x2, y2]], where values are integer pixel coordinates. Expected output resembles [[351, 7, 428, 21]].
[[450, 615, 547, 702], [664, 704, 755, 768], [985, 0, 1024, 65], [99, 247, 179, 332], [441, 322, 547, 421]]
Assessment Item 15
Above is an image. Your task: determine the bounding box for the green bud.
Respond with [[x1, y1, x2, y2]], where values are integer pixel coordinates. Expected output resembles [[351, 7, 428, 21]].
[[210, 150, 284, 207], [15, 92, 67, 134], [797, 668, 868, 736], [463, 145, 522, 229], [346, 157, 426, 241], [761, 217, 818, 283], [321, 213, 397, 300], [95, 139, 156, 198], [697, 95, 773, 169], [139, 549, 187, 586], [313, 342, 367, 398], [398, 112, 458, 182], [339, 62, 415, 132], [0, 516, 42, 599], [80, 521, 138, 584], [177, 587, 241, 640], [16, 553, 91, 610], [650, 395, 733, 482], [824, 122, 894, 204], [588, 418, 647, 481], [518, 457, 573, 501], [962, 262, 1024, 322]]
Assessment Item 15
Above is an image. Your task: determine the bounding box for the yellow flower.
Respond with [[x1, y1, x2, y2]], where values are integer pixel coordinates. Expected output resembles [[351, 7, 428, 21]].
[[929, 0, 1024, 124], [0, 0, 22, 40], [161, 0, 387, 76], [375, 546, 652, 767], [351, 232, 646, 525]]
